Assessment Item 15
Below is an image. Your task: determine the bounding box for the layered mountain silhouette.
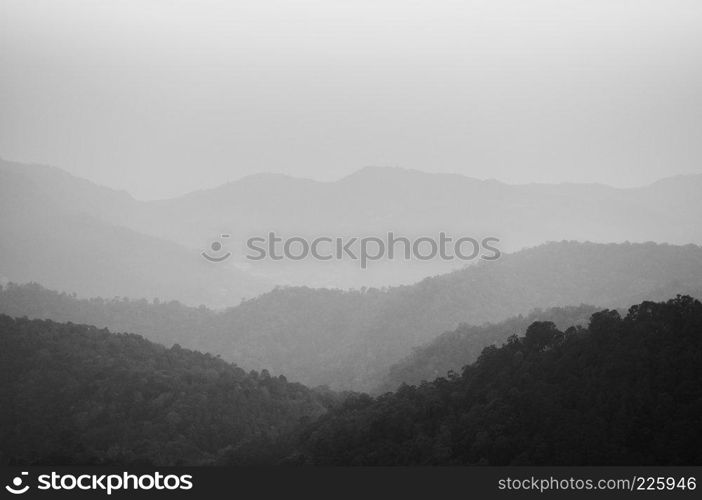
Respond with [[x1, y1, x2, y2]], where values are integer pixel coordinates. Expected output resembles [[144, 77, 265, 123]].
[[131, 166, 702, 289], [297, 296, 702, 465], [2, 157, 702, 298], [3, 242, 702, 391], [2, 296, 700, 465], [2, 158, 702, 466], [376, 304, 602, 393], [0, 159, 270, 307]]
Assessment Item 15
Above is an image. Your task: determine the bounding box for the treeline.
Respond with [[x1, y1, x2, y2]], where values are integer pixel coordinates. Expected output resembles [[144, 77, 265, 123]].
[[0, 315, 336, 466], [296, 296, 702, 465], [3, 242, 702, 392], [377, 305, 599, 393], [2, 296, 700, 466], [0, 282, 216, 353]]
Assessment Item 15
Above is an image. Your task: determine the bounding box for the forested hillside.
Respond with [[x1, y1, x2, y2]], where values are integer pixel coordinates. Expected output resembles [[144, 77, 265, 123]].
[[3, 242, 702, 391], [377, 305, 600, 392], [0, 282, 217, 353], [297, 296, 702, 465], [0, 315, 333, 466], [2, 296, 700, 466]]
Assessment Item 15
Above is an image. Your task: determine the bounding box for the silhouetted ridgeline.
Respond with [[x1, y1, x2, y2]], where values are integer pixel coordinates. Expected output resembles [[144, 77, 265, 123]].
[[296, 296, 702, 465], [376, 305, 601, 393], [0, 282, 217, 354], [2, 242, 702, 392], [0, 315, 333, 466], [1, 296, 700, 466], [3, 158, 702, 295], [0, 160, 270, 307]]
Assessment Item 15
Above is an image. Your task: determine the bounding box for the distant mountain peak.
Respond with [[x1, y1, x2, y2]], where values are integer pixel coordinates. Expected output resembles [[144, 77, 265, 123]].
[[0, 157, 135, 201]]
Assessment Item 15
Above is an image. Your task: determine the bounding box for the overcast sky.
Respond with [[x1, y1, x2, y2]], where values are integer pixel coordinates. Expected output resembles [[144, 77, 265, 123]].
[[1, 0, 701, 199]]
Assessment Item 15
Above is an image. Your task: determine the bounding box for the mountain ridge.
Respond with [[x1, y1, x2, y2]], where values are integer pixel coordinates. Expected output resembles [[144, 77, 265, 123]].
[[3, 156, 702, 295], [3, 241, 702, 391], [4, 155, 700, 201]]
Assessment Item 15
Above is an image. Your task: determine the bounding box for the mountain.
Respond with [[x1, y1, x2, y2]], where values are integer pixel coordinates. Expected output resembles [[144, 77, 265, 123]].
[[3, 242, 702, 392], [377, 305, 601, 393], [4, 296, 701, 466], [210, 241, 702, 392], [0, 158, 270, 307], [3, 157, 702, 294], [296, 296, 702, 465], [0, 314, 332, 466], [139, 166, 702, 288]]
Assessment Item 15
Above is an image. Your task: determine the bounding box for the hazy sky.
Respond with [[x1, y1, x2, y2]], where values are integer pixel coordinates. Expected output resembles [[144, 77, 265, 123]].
[[2, 0, 701, 199]]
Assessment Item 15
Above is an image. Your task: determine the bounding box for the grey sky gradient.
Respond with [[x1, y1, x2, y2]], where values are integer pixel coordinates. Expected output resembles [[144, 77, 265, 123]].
[[1, 0, 701, 200]]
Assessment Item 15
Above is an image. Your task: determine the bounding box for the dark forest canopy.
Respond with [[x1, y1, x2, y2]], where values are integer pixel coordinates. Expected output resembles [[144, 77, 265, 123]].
[[296, 296, 702, 465], [0, 315, 337, 466], [2, 241, 702, 392], [377, 304, 600, 393], [1, 296, 700, 466]]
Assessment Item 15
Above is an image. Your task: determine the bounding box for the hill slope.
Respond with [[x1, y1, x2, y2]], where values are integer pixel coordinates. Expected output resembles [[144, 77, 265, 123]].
[[297, 296, 702, 465], [377, 304, 600, 392], [4, 158, 702, 292], [0, 315, 331, 466], [0, 159, 269, 306], [143, 166, 702, 288], [3, 242, 702, 391]]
